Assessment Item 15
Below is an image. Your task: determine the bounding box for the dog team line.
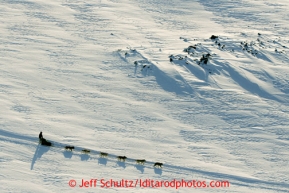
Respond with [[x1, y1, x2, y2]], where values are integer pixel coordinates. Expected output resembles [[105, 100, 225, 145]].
[[69, 179, 230, 189], [38, 132, 163, 168]]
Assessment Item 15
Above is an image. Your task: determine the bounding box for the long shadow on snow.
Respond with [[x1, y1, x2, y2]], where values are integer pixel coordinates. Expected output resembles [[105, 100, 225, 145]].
[[165, 164, 289, 191], [0, 129, 51, 169], [222, 62, 284, 103], [0, 129, 38, 143], [153, 65, 195, 96], [31, 143, 51, 170], [115, 49, 195, 96], [172, 59, 211, 84]]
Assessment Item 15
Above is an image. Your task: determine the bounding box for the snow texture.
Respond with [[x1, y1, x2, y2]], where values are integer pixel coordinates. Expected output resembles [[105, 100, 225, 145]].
[[1, 0, 289, 192]]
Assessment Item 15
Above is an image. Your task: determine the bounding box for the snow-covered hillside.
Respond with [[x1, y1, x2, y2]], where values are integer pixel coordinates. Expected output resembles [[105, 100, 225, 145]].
[[1, 0, 289, 192]]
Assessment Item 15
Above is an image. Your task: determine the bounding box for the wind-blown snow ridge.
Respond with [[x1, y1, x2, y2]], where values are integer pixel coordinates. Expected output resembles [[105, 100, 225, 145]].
[[168, 34, 289, 103]]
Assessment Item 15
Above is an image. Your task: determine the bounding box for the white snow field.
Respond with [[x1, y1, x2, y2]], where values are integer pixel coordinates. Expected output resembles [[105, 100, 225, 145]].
[[1, 0, 289, 192]]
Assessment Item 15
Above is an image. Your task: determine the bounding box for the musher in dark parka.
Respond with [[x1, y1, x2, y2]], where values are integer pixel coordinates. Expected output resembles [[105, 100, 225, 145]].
[[39, 132, 43, 141]]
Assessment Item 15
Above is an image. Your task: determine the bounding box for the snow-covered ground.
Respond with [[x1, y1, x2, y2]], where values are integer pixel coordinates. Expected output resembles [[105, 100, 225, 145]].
[[1, 0, 289, 192]]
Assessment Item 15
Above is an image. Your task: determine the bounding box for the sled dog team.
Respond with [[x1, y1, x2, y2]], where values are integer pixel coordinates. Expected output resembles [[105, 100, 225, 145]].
[[40, 132, 163, 168]]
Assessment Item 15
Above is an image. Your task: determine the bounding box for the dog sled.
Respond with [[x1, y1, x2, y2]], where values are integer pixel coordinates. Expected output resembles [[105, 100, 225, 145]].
[[40, 138, 52, 146]]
